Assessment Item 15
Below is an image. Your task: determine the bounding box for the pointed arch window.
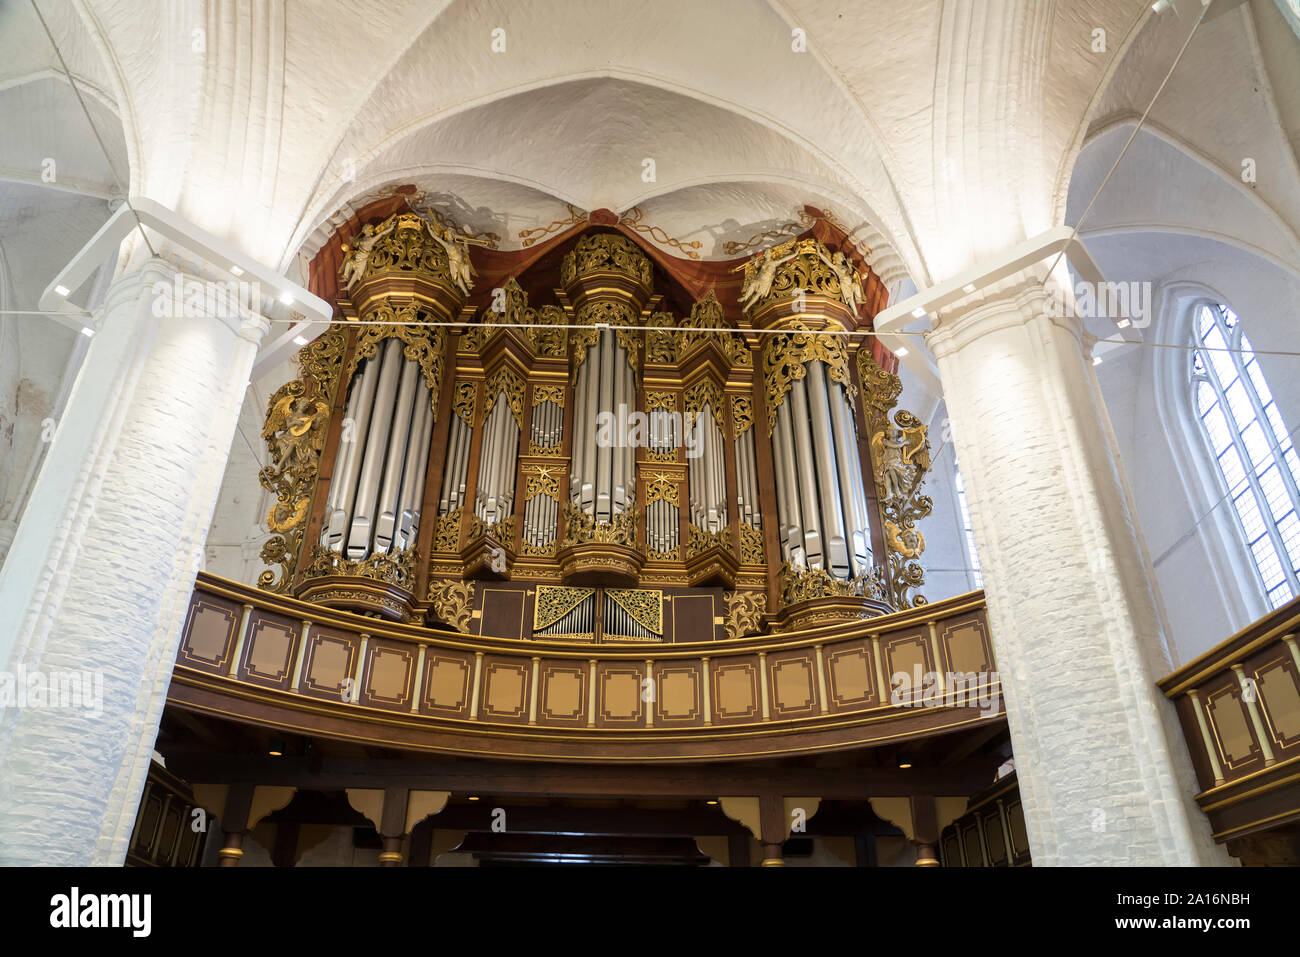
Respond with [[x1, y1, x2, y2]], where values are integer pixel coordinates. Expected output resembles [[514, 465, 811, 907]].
[[1193, 303, 1300, 608]]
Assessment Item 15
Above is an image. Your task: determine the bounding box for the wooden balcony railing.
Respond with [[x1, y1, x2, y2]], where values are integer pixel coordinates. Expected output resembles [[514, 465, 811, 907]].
[[1159, 596, 1300, 846], [169, 573, 1002, 762]]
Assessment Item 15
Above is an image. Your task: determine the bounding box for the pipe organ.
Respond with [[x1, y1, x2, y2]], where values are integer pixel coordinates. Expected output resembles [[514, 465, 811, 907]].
[[257, 208, 932, 642]]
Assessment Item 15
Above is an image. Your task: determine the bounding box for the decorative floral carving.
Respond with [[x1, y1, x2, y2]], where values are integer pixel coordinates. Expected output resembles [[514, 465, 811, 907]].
[[560, 233, 653, 289], [778, 561, 888, 607], [761, 322, 856, 434], [559, 504, 638, 549], [428, 580, 475, 633], [302, 544, 419, 592], [738, 522, 764, 565], [722, 589, 767, 639]]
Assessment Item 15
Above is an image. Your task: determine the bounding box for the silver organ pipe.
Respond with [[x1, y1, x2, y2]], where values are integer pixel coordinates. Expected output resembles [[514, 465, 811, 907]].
[[603, 597, 655, 640], [773, 398, 806, 566], [687, 402, 728, 535], [768, 358, 874, 579], [323, 358, 376, 550], [372, 357, 421, 553], [788, 374, 824, 568], [319, 338, 437, 565], [735, 425, 760, 528], [347, 339, 404, 559], [396, 384, 433, 550], [827, 378, 872, 574], [440, 414, 470, 515], [534, 592, 595, 638], [476, 391, 520, 527], [578, 343, 599, 511], [594, 331, 615, 522], [805, 361, 850, 577]]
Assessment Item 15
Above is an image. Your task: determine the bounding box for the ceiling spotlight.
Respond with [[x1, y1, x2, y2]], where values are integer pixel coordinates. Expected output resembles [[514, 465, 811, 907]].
[[910, 306, 927, 319], [705, 800, 719, 806], [1093, 355, 1103, 366], [230, 265, 244, 277], [895, 346, 910, 358], [1116, 318, 1131, 329], [962, 283, 977, 293], [467, 795, 480, 801], [293, 335, 309, 346], [54, 284, 70, 297], [268, 736, 286, 757], [79, 327, 94, 337], [897, 752, 914, 770], [279, 290, 294, 305], [1151, 0, 1173, 11]]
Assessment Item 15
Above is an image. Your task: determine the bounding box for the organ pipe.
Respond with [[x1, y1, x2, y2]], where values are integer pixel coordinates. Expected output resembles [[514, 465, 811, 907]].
[[319, 338, 436, 564]]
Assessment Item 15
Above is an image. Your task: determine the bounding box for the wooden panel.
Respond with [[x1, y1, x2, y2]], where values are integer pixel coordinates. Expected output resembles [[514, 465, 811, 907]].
[[134, 787, 162, 855], [539, 660, 587, 725], [178, 595, 239, 672], [654, 661, 704, 726], [670, 594, 717, 643], [881, 630, 932, 706], [766, 649, 819, 719], [825, 639, 875, 712], [1006, 801, 1028, 857], [480, 656, 530, 724], [596, 662, 645, 727], [421, 651, 473, 717], [711, 656, 760, 724], [1250, 651, 1300, 753], [360, 638, 416, 711], [940, 614, 993, 677], [481, 587, 525, 640], [1204, 676, 1263, 772], [982, 811, 1008, 865], [300, 628, 359, 701], [960, 823, 984, 866], [941, 829, 961, 867], [238, 611, 300, 689]]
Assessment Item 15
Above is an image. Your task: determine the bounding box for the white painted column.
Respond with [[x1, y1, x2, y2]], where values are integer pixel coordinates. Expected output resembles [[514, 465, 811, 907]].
[[926, 276, 1228, 866], [0, 258, 268, 865]]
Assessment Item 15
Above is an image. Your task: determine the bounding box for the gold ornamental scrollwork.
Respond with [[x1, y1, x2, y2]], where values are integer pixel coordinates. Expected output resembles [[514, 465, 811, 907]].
[[722, 590, 767, 639], [482, 366, 526, 429], [645, 312, 677, 364], [257, 327, 347, 593], [731, 395, 755, 438], [777, 561, 888, 607], [428, 579, 475, 634], [571, 300, 639, 377], [522, 464, 562, 502], [533, 385, 565, 408], [676, 291, 751, 367], [559, 504, 638, 549], [738, 522, 765, 566], [761, 322, 856, 435], [606, 588, 664, 636], [685, 379, 725, 432], [433, 507, 463, 554], [534, 584, 595, 631], [859, 349, 932, 609], [687, 524, 733, 559], [346, 300, 448, 415], [560, 233, 653, 290], [645, 472, 679, 506], [453, 380, 477, 425], [465, 278, 567, 357], [302, 543, 419, 592]]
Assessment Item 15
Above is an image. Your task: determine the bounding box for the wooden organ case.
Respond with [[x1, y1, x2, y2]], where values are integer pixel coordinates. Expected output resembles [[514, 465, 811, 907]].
[[256, 205, 934, 645]]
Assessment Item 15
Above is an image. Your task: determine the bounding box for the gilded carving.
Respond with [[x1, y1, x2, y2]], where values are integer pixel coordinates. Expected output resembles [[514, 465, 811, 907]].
[[778, 561, 888, 607], [522, 465, 562, 501], [534, 585, 596, 631], [559, 504, 638, 549], [533, 385, 565, 407], [859, 349, 932, 609], [346, 300, 448, 414], [428, 580, 475, 634], [606, 588, 664, 636], [257, 328, 347, 593], [560, 233, 653, 289], [687, 524, 733, 559], [761, 322, 856, 434], [571, 300, 639, 376], [738, 522, 764, 566], [685, 379, 725, 431], [482, 366, 526, 429], [731, 395, 755, 437], [736, 237, 861, 313], [453, 380, 476, 425], [433, 507, 463, 553], [722, 590, 767, 640], [302, 543, 419, 592], [645, 472, 679, 506]]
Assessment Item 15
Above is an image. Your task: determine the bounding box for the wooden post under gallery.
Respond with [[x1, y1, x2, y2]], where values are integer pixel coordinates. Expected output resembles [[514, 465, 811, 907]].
[[217, 784, 254, 868], [910, 795, 940, 868], [758, 794, 786, 867]]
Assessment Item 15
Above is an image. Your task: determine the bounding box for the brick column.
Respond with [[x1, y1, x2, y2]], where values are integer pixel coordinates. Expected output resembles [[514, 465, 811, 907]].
[[926, 276, 1227, 865], [0, 259, 269, 865]]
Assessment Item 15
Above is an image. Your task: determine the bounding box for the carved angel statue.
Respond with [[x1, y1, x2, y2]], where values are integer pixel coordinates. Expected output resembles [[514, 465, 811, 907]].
[[734, 247, 797, 310], [263, 391, 330, 475], [339, 220, 395, 289], [826, 250, 864, 314], [429, 221, 481, 296], [871, 418, 929, 502]]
